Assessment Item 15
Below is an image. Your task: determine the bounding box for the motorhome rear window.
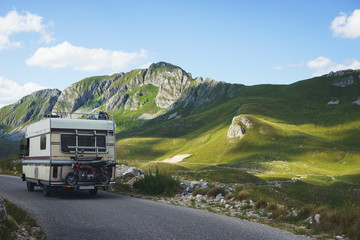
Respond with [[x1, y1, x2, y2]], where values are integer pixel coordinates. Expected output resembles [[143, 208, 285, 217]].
[[60, 134, 106, 153], [40, 135, 46, 150]]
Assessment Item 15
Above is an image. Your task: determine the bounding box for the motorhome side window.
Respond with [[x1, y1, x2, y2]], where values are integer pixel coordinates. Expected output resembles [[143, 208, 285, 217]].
[[25, 138, 30, 156], [40, 135, 46, 150], [60, 134, 106, 153]]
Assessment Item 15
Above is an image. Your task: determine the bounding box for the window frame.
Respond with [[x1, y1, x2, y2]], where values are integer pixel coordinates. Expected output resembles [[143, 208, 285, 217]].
[[60, 133, 106, 153]]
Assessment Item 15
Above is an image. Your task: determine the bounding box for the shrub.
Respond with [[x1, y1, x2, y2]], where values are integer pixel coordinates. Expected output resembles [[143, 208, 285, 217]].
[[298, 205, 314, 220], [270, 207, 288, 221], [132, 168, 182, 196], [225, 192, 236, 200], [236, 190, 250, 201], [192, 188, 208, 197], [267, 202, 278, 211], [254, 198, 268, 209], [206, 186, 226, 198]]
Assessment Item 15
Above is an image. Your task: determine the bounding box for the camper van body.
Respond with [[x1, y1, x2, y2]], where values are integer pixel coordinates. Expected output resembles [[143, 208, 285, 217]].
[[21, 113, 116, 196]]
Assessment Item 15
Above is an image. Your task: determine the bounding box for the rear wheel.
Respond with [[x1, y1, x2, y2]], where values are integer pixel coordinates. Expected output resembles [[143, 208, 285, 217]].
[[89, 188, 98, 196], [43, 186, 51, 197], [26, 181, 35, 191]]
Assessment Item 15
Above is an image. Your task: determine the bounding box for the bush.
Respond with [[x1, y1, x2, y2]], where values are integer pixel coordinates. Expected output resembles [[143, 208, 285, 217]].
[[298, 205, 314, 220], [236, 190, 250, 201], [225, 192, 236, 200], [254, 198, 268, 209], [132, 168, 181, 196], [192, 188, 208, 197], [267, 202, 278, 211], [206, 186, 226, 198]]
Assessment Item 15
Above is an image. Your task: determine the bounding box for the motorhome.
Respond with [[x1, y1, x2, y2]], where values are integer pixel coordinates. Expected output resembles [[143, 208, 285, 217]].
[[20, 112, 116, 196]]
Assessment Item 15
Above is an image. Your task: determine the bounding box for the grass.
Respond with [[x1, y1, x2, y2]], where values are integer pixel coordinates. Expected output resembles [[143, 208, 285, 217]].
[[0, 155, 21, 175], [132, 168, 182, 196], [0, 199, 44, 240]]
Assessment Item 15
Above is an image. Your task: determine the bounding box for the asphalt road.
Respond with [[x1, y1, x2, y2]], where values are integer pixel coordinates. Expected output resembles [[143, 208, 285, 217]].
[[0, 175, 312, 240]]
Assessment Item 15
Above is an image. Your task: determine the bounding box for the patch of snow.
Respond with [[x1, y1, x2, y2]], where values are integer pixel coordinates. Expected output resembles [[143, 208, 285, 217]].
[[168, 112, 177, 120], [162, 154, 191, 163], [327, 99, 339, 105], [352, 97, 360, 105], [138, 113, 157, 120]]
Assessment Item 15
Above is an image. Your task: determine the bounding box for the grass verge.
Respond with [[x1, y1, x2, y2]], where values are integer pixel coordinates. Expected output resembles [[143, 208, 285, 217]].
[[0, 199, 44, 240]]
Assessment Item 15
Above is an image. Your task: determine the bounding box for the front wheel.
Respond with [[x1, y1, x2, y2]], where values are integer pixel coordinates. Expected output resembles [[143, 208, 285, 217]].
[[26, 181, 35, 191], [65, 172, 78, 186]]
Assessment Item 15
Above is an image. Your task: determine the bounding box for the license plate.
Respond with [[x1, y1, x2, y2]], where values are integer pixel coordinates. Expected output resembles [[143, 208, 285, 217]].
[[78, 186, 94, 190]]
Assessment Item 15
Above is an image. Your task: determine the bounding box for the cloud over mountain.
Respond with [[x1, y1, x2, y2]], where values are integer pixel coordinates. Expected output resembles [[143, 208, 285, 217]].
[[307, 56, 360, 77], [26, 41, 148, 72]]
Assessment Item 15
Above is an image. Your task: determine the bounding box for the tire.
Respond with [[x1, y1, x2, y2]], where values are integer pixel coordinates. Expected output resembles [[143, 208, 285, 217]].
[[89, 188, 98, 196], [26, 181, 35, 191], [43, 186, 51, 197], [65, 172, 78, 186], [98, 173, 110, 185]]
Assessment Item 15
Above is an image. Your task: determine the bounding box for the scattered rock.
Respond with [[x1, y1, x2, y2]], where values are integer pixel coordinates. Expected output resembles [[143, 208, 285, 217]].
[[304, 216, 313, 224], [352, 97, 360, 106], [180, 179, 209, 195], [328, 99, 339, 105], [116, 164, 144, 179]]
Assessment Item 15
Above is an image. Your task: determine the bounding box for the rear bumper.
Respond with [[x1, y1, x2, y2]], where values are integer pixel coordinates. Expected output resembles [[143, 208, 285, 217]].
[[50, 181, 116, 188]]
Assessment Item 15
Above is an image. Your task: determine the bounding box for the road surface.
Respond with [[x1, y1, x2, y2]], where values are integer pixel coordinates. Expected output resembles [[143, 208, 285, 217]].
[[0, 175, 312, 240]]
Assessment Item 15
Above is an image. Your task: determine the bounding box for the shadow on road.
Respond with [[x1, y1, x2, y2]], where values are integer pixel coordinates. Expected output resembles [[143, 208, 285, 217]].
[[29, 187, 125, 201]]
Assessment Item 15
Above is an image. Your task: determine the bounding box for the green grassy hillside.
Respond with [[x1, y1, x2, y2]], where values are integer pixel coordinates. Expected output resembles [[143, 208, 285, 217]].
[[114, 70, 360, 238]]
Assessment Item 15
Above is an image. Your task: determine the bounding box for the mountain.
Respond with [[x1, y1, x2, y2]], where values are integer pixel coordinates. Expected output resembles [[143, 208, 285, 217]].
[[0, 88, 61, 130], [1, 63, 360, 178]]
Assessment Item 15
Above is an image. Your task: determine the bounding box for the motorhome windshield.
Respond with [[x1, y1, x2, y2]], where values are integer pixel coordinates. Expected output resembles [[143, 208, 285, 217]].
[[61, 134, 106, 153]]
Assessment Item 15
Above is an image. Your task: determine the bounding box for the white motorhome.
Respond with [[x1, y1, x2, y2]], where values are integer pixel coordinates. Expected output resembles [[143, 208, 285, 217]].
[[21, 112, 116, 196]]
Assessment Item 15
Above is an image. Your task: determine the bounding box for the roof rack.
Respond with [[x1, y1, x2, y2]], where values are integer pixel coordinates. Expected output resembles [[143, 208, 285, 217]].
[[44, 111, 113, 121]]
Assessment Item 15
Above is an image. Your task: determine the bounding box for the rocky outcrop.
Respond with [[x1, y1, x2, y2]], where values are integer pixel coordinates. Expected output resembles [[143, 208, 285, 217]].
[[227, 115, 254, 139], [325, 69, 359, 87], [53, 74, 120, 113], [172, 78, 245, 113]]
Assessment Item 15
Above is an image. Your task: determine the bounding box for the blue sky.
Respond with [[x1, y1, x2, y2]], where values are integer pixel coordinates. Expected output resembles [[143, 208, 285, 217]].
[[0, 0, 359, 107]]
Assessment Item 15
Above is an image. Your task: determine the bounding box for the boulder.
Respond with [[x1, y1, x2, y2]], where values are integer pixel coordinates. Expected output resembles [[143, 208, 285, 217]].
[[227, 115, 254, 139], [116, 164, 144, 179]]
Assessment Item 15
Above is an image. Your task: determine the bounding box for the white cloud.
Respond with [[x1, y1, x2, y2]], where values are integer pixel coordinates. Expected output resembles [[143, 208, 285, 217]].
[[0, 76, 47, 106], [330, 9, 360, 38], [0, 10, 54, 50], [307, 56, 360, 77], [272, 65, 283, 70], [26, 41, 148, 72]]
